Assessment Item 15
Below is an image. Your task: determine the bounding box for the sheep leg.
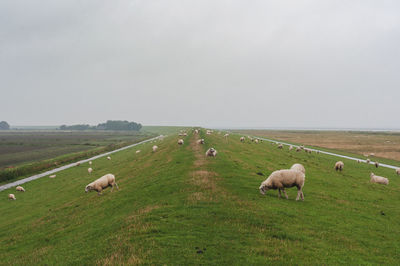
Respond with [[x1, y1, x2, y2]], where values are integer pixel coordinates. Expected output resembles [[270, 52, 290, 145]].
[[115, 182, 119, 190], [296, 188, 302, 201], [278, 188, 282, 198], [282, 188, 288, 199], [300, 190, 304, 201]]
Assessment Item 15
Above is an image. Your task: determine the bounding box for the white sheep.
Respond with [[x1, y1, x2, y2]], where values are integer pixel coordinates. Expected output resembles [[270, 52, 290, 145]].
[[49, 175, 56, 178], [107, 156, 111, 160], [152, 145, 158, 152], [16, 186, 25, 192], [85, 173, 119, 195], [76, 162, 81, 166], [224, 133, 229, 138], [206, 148, 217, 157], [277, 144, 283, 149], [296, 147, 301, 152], [370, 173, 389, 185], [178, 139, 184, 145], [290, 163, 306, 174], [197, 139, 205, 144], [289, 145, 293, 151], [240, 137, 245, 142], [366, 159, 371, 164], [88, 168, 93, 174], [136, 150, 141, 154], [396, 168, 400, 175], [259, 169, 305, 201], [206, 130, 212, 135], [194, 129, 199, 134], [334, 161, 344, 171], [374, 162, 379, 168], [8, 194, 16, 200], [254, 139, 259, 144], [89, 161, 92, 165]]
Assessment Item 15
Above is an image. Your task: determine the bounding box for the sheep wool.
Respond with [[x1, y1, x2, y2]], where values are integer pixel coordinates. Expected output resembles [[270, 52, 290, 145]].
[[259, 169, 305, 201], [290, 163, 306, 175]]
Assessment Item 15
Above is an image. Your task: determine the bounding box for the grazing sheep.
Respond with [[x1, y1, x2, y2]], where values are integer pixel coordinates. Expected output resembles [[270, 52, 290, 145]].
[[357, 160, 361, 163], [334, 161, 344, 171], [290, 163, 306, 174], [206, 130, 212, 135], [305, 148, 312, 154], [375, 162, 379, 168], [366, 159, 371, 164], [85, 174, 119, 195], [194, 129, 199, 134], [278, 144, 283, 149], [300, 145, 304, 150], [183, 133, 188, 136], [396, 168, 400, 175], [178, 139, 184, 145], [240, 137, 245, 142], [152, 145, 158, 152], [8, 194, 16, 200], [259, 169, 305, 201], [88, 168, 93, 174], [206, 148, 217, 157], [49, 175, 56, 178], [76, 162, 81, 166], [136, 150, 141, 154], [224, 133, 229, 138], [370, 173, 389, 185], [89, 161, 92, 165], [316, 150, 320, 154], [254, 139, 259, 144], [107, 156, 111, 160], [16, 186, 25, 192], [197, 139, 205, 144], [296, 147, 301, 152], [289, 145, 293, 151]]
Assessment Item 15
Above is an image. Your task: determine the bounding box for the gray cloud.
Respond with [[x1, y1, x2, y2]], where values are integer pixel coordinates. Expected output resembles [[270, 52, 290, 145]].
[[1, 0, 400, 128]]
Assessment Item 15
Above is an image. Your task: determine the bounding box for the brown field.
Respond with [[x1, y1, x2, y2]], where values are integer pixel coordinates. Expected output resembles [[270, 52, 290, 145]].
[[236, 130, 400, 162]]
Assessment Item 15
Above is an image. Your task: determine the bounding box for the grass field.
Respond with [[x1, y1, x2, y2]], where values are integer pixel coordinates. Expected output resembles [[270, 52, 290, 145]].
[[237, 130, 400, 162], [1, 129, 400, 264]]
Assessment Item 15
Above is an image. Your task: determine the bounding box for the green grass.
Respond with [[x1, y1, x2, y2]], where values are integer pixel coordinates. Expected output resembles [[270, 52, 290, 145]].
[[1, 130, 400, 264]]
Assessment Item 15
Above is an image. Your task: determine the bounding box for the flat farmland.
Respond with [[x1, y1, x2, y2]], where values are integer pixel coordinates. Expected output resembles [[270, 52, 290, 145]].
[[236, 130, 400, 162], [0, 131, 151, 168]]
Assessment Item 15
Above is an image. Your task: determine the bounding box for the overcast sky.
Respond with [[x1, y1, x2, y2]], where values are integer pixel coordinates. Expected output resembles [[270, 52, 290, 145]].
[[1, 0, 400, 128]]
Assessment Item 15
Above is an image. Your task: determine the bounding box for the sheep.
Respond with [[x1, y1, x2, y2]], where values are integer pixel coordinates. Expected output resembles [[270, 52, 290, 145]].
[[194, 129, 199, 134], [259, 169, 305, 201], [240, 137, 245, 142], [357, 160, 361, 163], [300, 145, 304, 150], [304, 148, 312, 154], [206, 148, 217, 157], [290, 163, 306, 174], [136, 150, 141, 154], [375, 162, 379, 168], [178, 139, 184, 145], [49, 175, 56, 178], [89, 161, 92, 165], [8, 194, 16, 200], [296, 147, 301, 152], [197, 139, 205, 144], [289, 145, 293, 151], [88, 168, 93, 174], [254, 139, 259, 144], [183, 133, 188, 136], [76, 162, 81, 166], [206, 130, 212, 135], [16, 186, 25, 192], [366, 159, 371, 164], [107, 156, 111, 160], [396, 168, 400, 175], [152, 145, 158, 152], [334, 161, 344, 171], [85, 173, 119, 195], [224, 133, 229, 138], [370, 173, 389, 185], [277, 144, 283, 149]]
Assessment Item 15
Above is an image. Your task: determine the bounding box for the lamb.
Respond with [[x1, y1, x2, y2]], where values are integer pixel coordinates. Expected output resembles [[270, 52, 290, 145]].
[[16, 186, 25, 192], [206, 148, 217, 157], [396, 168, 400, 175], [277, 144, 283, 149], [370, 173, 389, 185], [240, 137, 245, 142], [8, 194, 16, 200], [88, 168, 93, 174], [259, 169, 305, 201], [366, 159, 371, 164], [289, 145, 293, 151], [197, 139, 205, 144], [49, 175, 56, 178], [107, 156, 111, 160], [290, 163, 306, 174], [85, 173, 119, 195], [178, 139, 184, 145], [334, 161, 344, 171], [152, 145, 158, 152], [375, 162, 379, 168]]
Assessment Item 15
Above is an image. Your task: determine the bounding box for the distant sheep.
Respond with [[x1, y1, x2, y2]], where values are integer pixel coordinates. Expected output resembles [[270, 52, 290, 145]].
[[136, 150, 141, 154], [357, 160, 361, 163], [178, 139, 184, 145], [194, 129, 199, 134], [396, 168, 400, 176], [16, 186, 25, 192], [334, 161, 344, 171], [370, 173, 389, 185], [152, 145, 158, 152], [366, 159, 371, 164], [85, 173, 119, 195], [88, 168, 93, 174], [8, 194, 16, 200], [206, 148, 217, 157], [224, 133, 229, 138], [296, 147, 301, 152], [374, 162, 379, 168], [76, 162, 81, 166], [197, 139, 205, 144], [206, 130, 212, 135], [259, 169, 305, 201], [107, 156, 111, 160], [278, 144, 283, 149], [89, 161, 92, 165], [254, 139, 259, 144], [49, 175, 56, 178], [240, 137, 245, 142], [290, 163, 306, 174], [289, 145, 293, 151], [316, 150, 320, 154]]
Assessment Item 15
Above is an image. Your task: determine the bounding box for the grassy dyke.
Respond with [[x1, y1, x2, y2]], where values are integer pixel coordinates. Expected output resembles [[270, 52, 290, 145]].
[[0, 130, 399, 264]]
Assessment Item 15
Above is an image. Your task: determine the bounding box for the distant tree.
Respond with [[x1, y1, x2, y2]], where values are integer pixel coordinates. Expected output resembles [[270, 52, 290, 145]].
[[59, 124, 94, 130], [0, 121, 10, 130], [97, 120, 142, 131]]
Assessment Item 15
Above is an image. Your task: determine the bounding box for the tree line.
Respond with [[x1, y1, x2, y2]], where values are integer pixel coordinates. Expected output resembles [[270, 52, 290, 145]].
[[59, 120, 142, 131], [0, 121, 10, 130]]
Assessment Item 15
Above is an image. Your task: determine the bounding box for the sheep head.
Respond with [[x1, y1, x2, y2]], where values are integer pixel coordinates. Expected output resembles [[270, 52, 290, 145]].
[[85, 185, 93, 193]]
